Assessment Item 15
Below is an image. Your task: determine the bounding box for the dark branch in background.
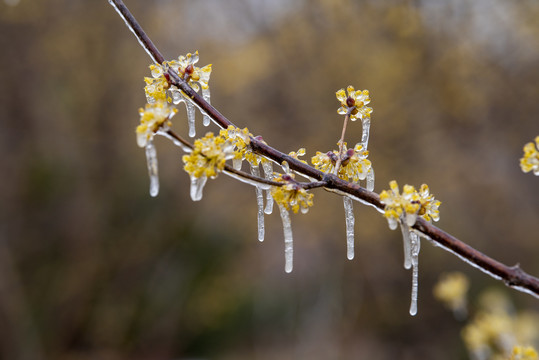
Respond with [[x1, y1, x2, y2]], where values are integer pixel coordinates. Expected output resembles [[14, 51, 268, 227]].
[[109, 0, 539, 299]]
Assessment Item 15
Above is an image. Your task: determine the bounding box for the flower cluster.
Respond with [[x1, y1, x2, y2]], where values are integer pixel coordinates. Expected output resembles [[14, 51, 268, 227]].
[[520, 136, 539, 176], [311, 143, 372, 182], [136, 101, 177, 148], [510, 346, 538, 360], [182, 132, 235, 178], [270, 174, 314, 214], [380, 180, 441, 229], [433, 272, 469, 315], [143, 51, 212, 104], [336, 85, 373, 121]]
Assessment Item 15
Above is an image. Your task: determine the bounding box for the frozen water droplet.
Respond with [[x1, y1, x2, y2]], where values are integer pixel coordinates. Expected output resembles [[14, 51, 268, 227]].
[[278, 204, 294, 273], [366, 167, 375, 191], [361, 118, 371, 150], [233, 158, 243, 171], [171, 89, 185, 105], [145, 140, 159, 197], [262, 161, 274, 214], [281, 161, 290, 174], [186, 101, 196, 138], [400, 221, 412, 270], [189, 175, 207, 201], [343, 196, 355, 260], [409, 232, 421, 316], [251, 164, 265, 242]]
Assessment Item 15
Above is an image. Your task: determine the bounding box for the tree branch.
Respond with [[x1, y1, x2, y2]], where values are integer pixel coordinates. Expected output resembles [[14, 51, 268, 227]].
[[109, 0, 539, 300]]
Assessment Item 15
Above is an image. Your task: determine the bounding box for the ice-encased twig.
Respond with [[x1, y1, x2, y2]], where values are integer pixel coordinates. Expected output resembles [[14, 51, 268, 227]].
[[360, 117, 371, 150], [343, 196, 355, 260], [278, 204, 294, 273], [156, 129, 192, 153], [145, 140, 159, 197], [250, 164, 265, 242], [262, 161, 274, 214], [400, 220, 413, 270], [189, 174, 207, 201], [366, 167, 375, 191], [409, 231, 421, 316]]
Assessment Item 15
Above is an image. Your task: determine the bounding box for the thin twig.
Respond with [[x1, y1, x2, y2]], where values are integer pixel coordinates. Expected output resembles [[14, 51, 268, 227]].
[[110, 0, 539, 300]]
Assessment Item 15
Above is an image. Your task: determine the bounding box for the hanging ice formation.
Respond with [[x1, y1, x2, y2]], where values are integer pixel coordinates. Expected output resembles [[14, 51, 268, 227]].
[[201, 87, 212, 126], [251, 164, 266, 242], [366, 168, 375, 191], [278, 204, 294, 273], [360, 117, 371, 151], [343, 196, 355, 260], [189, 174, 207, 201], [170, 90, 198, 138], [262, 161, 274, 214], [409, 231, 421, 316], [145, 140, 159, 197]]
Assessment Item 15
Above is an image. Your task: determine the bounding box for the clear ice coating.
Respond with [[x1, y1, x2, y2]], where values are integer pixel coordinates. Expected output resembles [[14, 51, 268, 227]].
[[262, 161, 274, 214], [202, 87, 212, 126], [361, 118, 371, 150], [278, 204, 294, 273], [186, 101, 196, 138], [343, 196, 355, 260], [251, 164, 265, 242], [366, 168, 375, 191], [400, 220, 413, 270], [157, 129, 192, 153], [189, 174, 207, 201], [145, 140, 159, 197], [409, 232, 421, 316], [232, 158, 243, 171]]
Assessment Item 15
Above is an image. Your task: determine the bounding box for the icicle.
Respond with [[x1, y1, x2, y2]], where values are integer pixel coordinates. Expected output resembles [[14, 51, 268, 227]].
[[202, 87, 212, 126], [278, 204, 294, 273], [189, 175, 207, 201], [186, 101, 196, 138], [145, 140, 159, 197], [262, 161, 274, 214], [361, 117, 371, 150], [233, 158, 243, 170], [281, 160, 290, 174], [251, 164, 265, 242], [366, 168, 375, 191], [343, 196, 355, 260], [409, 232, 421, 316], [400, 221, 412, 270]]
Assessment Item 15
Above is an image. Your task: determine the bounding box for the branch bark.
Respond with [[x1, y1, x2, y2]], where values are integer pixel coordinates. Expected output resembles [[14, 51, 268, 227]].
[[109, 0, 539, 300]]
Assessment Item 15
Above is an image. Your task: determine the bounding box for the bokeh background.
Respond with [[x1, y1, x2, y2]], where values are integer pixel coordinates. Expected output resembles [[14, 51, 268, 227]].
[[1, 0, 538, 359]]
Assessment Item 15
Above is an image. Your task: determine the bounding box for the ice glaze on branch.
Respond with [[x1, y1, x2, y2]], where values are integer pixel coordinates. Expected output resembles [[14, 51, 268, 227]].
[[109, 0, 539, 300]]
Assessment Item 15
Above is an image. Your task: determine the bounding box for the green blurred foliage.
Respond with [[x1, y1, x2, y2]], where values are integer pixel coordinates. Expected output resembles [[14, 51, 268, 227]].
[[0, 0, 538, 359]]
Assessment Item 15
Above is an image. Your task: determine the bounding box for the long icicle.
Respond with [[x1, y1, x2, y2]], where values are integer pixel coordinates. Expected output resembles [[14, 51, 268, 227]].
[[250, 164, 265, 242], [145, 140, 159, 197], [361, 117, 371, 150], [201, 87, 212, 126], [343, 196, 355, 260], [262, 161, 274, 214], [366, 168, 375, 191], [400, 220, 413, 270], [278, 204, 294, 273], [409, 232, 421, 316]]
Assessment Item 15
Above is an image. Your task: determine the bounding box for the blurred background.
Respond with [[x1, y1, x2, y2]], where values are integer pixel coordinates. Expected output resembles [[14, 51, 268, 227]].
[[1, 0, 538, 359]]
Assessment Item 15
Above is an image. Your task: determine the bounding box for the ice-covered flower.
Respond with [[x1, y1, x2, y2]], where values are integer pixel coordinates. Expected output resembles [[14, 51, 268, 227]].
[[520, 136, 539, 176], [336, 85, 373, 121], [417, 184, 441, 222], [380, 180, 420, 229], [136, 101, 177, 148], [289, 148, 308, 164], [144, 64, 170, 104], [220, 126, 259, 166], [270, 174, 314, 214], [182, 132, 235, 179], [311, 143, 372, 182], [169, 51, 212, 92]]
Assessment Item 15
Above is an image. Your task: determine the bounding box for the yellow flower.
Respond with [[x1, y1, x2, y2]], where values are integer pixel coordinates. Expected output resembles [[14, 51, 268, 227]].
[[510, 346, 539, 360], [136, 101, 177, 147], [433, 272, 469, 313], [220, 126, 261, 166], [169, 51, 212, 92], [144, 64, 170, 103], [417, 184, 441, 222], [520, 136, 539, 175], [311, 143, 372, 182], [182, 132, 235, 179], [336, 85, 373, 121], [289, 148, 308, 164], [270, 174, 314, 214]]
